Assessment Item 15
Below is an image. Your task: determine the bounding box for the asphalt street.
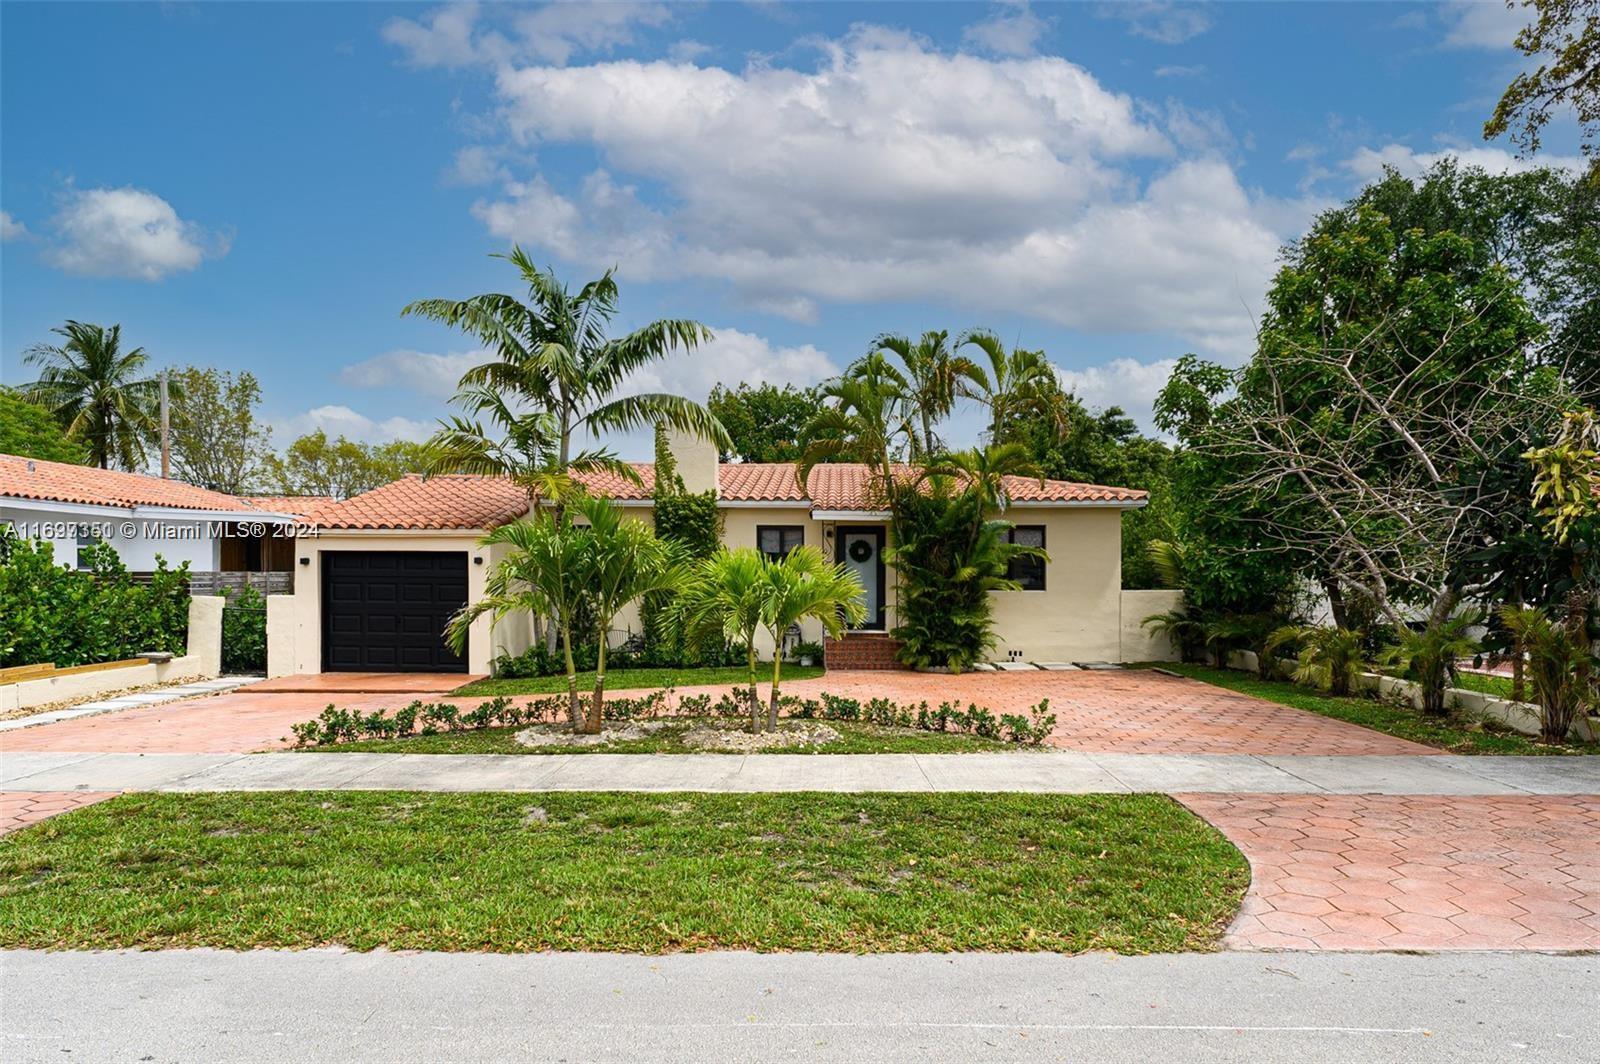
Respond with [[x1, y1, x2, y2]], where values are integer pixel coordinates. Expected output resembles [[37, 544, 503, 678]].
[[3, 948, 1595, 1062]]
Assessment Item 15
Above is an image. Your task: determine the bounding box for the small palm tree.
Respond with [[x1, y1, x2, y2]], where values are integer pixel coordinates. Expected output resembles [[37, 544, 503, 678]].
[[572, 494, 687, 733], [759, 546, 865, 729], [1379, 615, 1480, 717], [674, 548, 770, 730], [956, 331, 1058, 445], [23, 321, 161, 469], [1267, 624, 1365, 696], [918, 443, 1042, 513], [1142, 606, 1208, 664], [1205, 612, 1290, 677], [797, 352, 912, 497], [1497, 605, 1592, 743], [447, 516, 591, 727]]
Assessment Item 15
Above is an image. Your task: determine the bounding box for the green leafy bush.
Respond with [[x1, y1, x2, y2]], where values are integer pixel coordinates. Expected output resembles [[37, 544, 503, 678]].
[[220, 585, 268, 674], [0, 538, 189, 668]]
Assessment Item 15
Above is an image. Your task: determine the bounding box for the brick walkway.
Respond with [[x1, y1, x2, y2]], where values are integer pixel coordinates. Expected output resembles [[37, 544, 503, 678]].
[[1181, 793, 1600, 951], [0, 791, 119, 835], [0, 669, 1439, 757]]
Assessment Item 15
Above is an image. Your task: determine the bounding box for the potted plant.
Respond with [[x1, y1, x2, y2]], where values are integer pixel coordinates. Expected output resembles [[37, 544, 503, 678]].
[[793, 641, 824, 667]]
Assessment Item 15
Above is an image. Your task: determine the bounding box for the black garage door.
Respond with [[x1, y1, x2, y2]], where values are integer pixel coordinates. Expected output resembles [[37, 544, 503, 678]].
[[322, 552, 468, 672]]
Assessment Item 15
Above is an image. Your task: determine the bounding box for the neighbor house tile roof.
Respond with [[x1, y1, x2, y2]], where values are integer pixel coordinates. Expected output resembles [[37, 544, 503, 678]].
[[299, 462, 1145, 530], [0, 453, 277, 514], [240, 495, 335, 518], [308, 474, 530, 530]]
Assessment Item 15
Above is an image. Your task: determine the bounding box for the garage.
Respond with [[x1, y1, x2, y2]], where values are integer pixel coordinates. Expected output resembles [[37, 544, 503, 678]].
[[321, 551, 468, 672]]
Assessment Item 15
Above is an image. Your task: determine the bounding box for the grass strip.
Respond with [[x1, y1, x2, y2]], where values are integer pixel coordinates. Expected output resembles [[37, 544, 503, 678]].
[[0, 791, 1246, 954], [1152, 663, 1596, 755], [454, 665, 825, 697]]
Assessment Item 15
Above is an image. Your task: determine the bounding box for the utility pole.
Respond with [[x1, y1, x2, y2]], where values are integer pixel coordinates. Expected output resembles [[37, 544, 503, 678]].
[[160, 369, 170, 479]]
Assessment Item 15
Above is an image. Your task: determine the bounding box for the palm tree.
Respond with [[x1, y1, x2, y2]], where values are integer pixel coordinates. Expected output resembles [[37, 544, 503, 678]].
[[447, 516, 592, 727], [402, 248, 730, 484], [957, 331, 1058, 445], [572, 494, 687, 734], [917, 442, 1042, 514], [1379, 615, 1480, 717], [22, 322, 161, 469], [797, 352, 912, 499], [1497, 605, 1591, 743], [871, 331, 976, 458], [674, 548, 771, 730], [1266, 624, 1366, 695], [759, 546, 865, 729]]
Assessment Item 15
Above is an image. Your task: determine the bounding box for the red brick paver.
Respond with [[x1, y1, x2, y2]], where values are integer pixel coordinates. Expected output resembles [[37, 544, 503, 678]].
[[1181, 793, 1600, 951], [247, 672, 485, 694], [0, 791, 119, 834], [0, 669, 1438, 756]]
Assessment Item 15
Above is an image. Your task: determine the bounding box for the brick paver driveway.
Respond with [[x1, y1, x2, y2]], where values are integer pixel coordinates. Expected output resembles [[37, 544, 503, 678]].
[[1182, 793, 1600, 951], [0, 668, 1435, 757], [0, 791, 120, 835]]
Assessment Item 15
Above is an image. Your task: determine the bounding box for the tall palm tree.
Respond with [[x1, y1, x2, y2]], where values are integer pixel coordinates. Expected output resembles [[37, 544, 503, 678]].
[[957, 331, 1058, 445], [402, 248, 730, 481], [870, 330, 976, 458], [797, 352, 912, 499], [918, 442, 1042, 514], [674, 548, 771, 730], [23, 322, 161, 469], [759, 546, 865, 729]]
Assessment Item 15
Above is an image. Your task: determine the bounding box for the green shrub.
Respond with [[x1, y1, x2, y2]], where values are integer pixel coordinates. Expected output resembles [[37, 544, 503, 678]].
[[220, 585, 267, 673], [0, 538, 189, 668]]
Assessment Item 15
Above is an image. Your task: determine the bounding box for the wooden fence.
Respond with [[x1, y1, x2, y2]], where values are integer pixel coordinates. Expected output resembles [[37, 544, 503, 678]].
[[124, 570, 294, 595]]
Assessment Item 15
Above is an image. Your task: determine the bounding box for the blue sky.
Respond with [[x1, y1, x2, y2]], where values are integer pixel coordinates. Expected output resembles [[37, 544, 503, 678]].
[[0, 1, 1579, 459]]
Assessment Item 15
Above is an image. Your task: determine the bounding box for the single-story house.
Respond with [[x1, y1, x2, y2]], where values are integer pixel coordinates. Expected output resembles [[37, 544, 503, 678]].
[[267, 432, 1180, 676], [0, 453, 296, 577]]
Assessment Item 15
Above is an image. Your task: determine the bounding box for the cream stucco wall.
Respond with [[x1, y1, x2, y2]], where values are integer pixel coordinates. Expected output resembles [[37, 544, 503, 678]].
[[267, 531, 516, 677], [986, 507, 1129, 663], [1119, 588, 1185, 662]]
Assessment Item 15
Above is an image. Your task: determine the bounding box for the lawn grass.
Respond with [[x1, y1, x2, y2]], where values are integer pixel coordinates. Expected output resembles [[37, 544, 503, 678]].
[[0, 792, 1247, 954], [309, 718, 1010, 755], [454, 665, 825, 697], [1452, 671, 1515, 700], [1152, 663, 1597, 755]]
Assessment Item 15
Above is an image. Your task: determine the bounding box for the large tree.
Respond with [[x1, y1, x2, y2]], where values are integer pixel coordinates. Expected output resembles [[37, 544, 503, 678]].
[[168, 366, 273, 493], [706, 382, 826, 463], [1485, 0, 1600, 179], [0, 387, 88, 464], [261, 431, 430, 499], [22, 321, 160, 470], [402, 248, 729, 487]]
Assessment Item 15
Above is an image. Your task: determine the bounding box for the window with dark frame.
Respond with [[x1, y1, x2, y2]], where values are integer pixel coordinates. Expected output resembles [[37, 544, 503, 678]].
[[757, 525, 805, 561], [1005, 525, 1046, 590]]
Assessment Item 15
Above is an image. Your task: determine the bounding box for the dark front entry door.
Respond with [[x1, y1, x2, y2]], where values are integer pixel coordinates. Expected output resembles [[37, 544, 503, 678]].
[[322, 551, 468, 672], [836, 525, 887, 630]]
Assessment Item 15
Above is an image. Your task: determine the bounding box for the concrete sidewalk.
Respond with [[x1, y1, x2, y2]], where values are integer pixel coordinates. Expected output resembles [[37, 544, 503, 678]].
[[4, 749, 1599, 795], [3, 948, 1594, 1063]]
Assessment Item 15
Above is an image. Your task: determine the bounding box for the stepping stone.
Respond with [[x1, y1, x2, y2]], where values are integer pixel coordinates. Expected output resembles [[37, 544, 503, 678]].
[[970, 662, 997, 672], [993, 661, 1042, 671], [1034, 662, 1081, 671], [1073, 662, 1124, 671]]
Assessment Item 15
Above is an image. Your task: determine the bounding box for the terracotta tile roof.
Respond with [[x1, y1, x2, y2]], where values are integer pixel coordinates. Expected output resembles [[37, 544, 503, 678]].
[[720, 463, 810, 502], [293, 463, 1144, 530], [309, 475, 530, 530], [240, 495, 335, 518], [0, 453, 274, 514]]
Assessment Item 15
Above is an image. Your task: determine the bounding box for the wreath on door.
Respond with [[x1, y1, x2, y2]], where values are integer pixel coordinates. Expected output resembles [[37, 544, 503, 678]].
[[848, 540, 874, 563]]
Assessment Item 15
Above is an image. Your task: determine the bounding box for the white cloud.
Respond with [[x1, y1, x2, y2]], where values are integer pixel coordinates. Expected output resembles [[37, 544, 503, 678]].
[[445, 145, 512, 185], [619, 326, 839, 401], [0, 210, 27, 241], [1097, 2, 1213, 45], [963, 1, 1051, 57], [1346, 143, 1586, 180], [1442, 0, 1527, 49], [1154, 63, 1206, 78], [383, 1, 673, 68], [44, 186, 225, 281], [339, 349, 488, 400], [275, 404, 436, 445], [667, 39, 712, 63], [1056, 356, 1179, 433], [463, 29, 1303, 353]]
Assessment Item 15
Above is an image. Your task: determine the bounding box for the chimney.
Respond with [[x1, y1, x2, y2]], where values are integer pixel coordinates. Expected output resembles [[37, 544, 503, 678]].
[[665, 425, 719, 497]]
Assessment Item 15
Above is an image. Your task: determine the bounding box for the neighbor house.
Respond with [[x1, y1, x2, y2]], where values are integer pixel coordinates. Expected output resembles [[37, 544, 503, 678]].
[[267, 432, 1179, 676], [0, 453, 297, 585]]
